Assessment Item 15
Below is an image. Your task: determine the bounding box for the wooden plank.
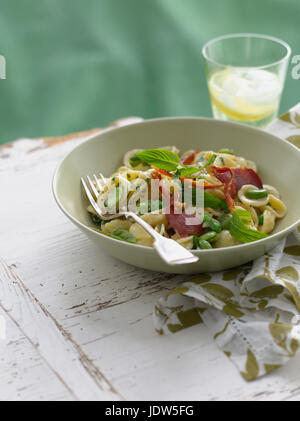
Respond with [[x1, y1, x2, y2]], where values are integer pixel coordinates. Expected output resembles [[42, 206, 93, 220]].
[[0, 258, 122, 401], [0, 307, 73, 401]]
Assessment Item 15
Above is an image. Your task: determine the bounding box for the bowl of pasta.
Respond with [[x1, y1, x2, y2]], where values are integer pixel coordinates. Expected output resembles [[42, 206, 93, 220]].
[[53, 118, 300, 274]]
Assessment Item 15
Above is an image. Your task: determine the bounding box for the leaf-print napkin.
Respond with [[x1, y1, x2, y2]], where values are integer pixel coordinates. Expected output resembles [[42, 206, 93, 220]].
[[154, 103, 300, 381]]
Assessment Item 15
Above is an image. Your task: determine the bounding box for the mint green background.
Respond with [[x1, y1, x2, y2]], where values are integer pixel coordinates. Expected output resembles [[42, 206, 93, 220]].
[[0, 0, 299, 145]]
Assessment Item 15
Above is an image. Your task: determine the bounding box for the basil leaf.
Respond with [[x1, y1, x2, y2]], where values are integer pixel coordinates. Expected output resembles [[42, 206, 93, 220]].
[[218, 214, 232, 230], [134, 149, 180, 172], [111, 229, 136, 244], [203, 154, 217, 168], [181, 185, 228, 210], [237, 209, 252, 225], [229, 210, 268, 243], [203, 191, 228, 211], [131, 150, 215, 176], [176, 155, 217, 178], [90, 227, 136, 244], [89, 212, 102, 226], [129, 156, 143, 168], [174, 165, 200, 178]]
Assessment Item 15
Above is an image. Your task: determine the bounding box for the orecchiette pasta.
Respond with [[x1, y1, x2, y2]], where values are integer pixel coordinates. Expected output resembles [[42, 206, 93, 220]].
[[214, 230, 240, 248], [259, 209, 276, 234], [176, 236, 194, 250], [87, 146, 287, 250], [141, 213, 168, 228], [129, 223, 154, 247], [262, 184, 280, 198], [262, 195, 287, 219], [248, 206, 259, 229], [102, 219, 132, 234], [238, 184, 269, 207]]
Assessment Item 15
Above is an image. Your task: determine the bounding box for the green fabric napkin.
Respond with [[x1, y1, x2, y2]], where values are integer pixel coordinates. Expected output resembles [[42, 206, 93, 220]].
[[154, 104, 300, 381]]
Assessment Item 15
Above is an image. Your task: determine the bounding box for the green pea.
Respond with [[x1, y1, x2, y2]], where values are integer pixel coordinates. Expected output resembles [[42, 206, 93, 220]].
[[258, 214, 264, 226], [193, 236, 214, 249], [246, 189, 269, 200], [219, 214, 232, 230], [199, 240, 213, 249], [203, 214, 222, 233], [199, 231, 219, 243]]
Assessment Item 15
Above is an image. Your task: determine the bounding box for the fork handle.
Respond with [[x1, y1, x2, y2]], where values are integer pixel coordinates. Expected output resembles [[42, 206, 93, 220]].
[[123, 212, 198, 265], [123, 211, 162, 241]]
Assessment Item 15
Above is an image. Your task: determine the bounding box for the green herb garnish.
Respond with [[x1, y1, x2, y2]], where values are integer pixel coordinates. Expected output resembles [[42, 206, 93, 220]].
[[229, 210, 268, 243], [174, 165, 200, 179], [130, 149, 216, 178], [133, 149, 180, 172], [218, 214, 233, 230], [89, 212, 102, 226], [111, 229, 136, 244], [203, 154, 217, 168], [181, 185, 228, 210], [130, 156, 143, 168], [203, 191, 228, 211], [202, 214, 222, 233], [174, 154, 217, 179], [90, 227, 136, 244]]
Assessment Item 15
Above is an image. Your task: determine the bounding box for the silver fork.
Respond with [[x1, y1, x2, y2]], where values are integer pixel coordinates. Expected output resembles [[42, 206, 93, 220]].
[[81, 174, 199, 265]]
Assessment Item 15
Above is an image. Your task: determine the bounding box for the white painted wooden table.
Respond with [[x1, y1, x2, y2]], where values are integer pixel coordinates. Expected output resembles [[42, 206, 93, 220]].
[[1, 117, 300, 401]]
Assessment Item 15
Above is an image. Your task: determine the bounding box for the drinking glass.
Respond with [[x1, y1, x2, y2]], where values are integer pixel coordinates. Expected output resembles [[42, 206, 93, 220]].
[[202, 34, 291, 129]]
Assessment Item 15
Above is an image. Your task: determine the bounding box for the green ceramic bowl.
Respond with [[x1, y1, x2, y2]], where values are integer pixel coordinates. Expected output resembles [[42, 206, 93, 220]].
[[53, 118, 300, 274]]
